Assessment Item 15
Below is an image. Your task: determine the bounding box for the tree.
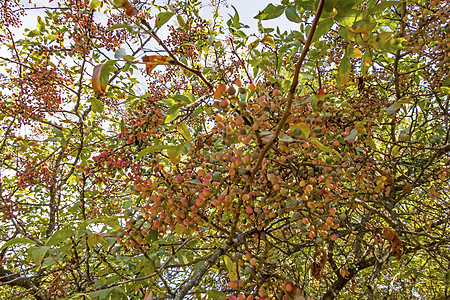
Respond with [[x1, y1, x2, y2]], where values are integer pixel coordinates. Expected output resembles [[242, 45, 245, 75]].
[[0, 0, 449, 299]]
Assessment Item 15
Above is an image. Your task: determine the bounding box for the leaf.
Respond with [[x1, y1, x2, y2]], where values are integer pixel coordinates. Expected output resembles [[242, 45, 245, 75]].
[[1, 237, 37, 250], [31, 246, 50, 266], [368, 1, 400, 14], [313, 19, 334, 41], [338, 55, 351, 85], [37, 16, 45, 31], [261, 35, 276, 49], [90, 97, 104, 113], [165, 104, 184, 123], [297, 122, 310, 139], [114, 48, 127, 59], [167, 146, 181, 165], [349, 21, 376, 33], [90, 0, 101, 10], [285, 6, 301, 23], [311, 137, 343, 159], [177, 123, 191, 141], [224, 255, 237, 281], [92, 64, 106, 95], [345, 129, 357, 144], [115, 0, 138, 16], [207, 290, 225, 300], [392, 145, 400, 158], [310, 138, 333, 153], [255, 4, 284, 20], [352, 48, 363, 58], [279, 135, 294, 142], [382, 227, 403, 259], [385, 101, 401, 115], [142, 55, 175, 74], [155, 11, 175, 28], [87, 233, 106, 247], [46, 228, 74, 246], [100, 59, 117, 89], [136, 145, 169, 159], [441, 86, 450, 95]]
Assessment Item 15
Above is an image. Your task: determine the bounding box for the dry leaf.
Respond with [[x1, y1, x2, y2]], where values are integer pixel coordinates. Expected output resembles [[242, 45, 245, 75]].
[[142, 55, 175, 74], [311, 248, 328, 280], [116, 0, 138, 16], [92, 64, 106, 95], [144, 289, 153, 300], [340, 266, 350, 279], [382, 226, 403, 259], [403, 182, 413, 194]]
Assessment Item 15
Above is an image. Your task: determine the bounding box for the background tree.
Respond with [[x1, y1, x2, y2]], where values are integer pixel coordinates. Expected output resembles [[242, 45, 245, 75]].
[[0, 0, 449, 299]]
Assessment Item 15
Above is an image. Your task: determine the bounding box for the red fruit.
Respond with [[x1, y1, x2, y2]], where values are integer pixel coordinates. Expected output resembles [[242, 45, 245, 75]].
[[230, 296, 237, 300], [214, 84, 228, 99], [235, 78, 243, 87], [285, 283, 293, 292], [221, 98, 230, 107], [229, 281, 238, 289], [249, 83, 256, 91]]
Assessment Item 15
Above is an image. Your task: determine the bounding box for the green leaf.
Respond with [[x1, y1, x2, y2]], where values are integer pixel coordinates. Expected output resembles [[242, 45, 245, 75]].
[[441, 86, 450, 95], [90, 97, 104, 113], [177, 123, 191, 141], [156, 12, 175, 28], [297, 122, 310, 139], [368, 1, 400, 14], [31, 246, 50, 266], [338, 55, 351, 85], [87, 234, 106, 247], [345, 129, 357, 144], [285, 6, 301, 23], [136, 145, 169, 159], [99, 59, 117, 90], [1, 237, 38, 250], [207, 290, 225, 300], [311, 137, 343, 159], [187, 179, 202, 185], [224, 255, 237, 281], [385, 101, 401, 115], [165, 104, 184, 123], [46, 228, 74, 246], [255, 4, 284, 20], [27, 29, 41, 37], [37, 16, 45, 31], [114, 48, 127, 59], [279, 135, 294, 142], [172, 94, 190, 104], [313, 19, 334, 41]]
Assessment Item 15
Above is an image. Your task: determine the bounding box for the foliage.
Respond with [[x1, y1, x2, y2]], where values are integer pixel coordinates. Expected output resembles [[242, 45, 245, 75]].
[[0, 0, 449, 299]]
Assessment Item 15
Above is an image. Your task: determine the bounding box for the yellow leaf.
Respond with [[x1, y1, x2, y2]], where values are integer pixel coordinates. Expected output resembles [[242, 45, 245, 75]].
[[353, 48, 363, 58], [261, 35, 275, 49], [167, 146, 181, 165], [142, 55, 175, 74], [392, 145, 400, 157]]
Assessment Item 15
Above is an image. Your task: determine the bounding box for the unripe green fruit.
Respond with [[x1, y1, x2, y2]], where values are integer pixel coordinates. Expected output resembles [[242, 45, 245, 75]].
[[244, 265, 253, 274]]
